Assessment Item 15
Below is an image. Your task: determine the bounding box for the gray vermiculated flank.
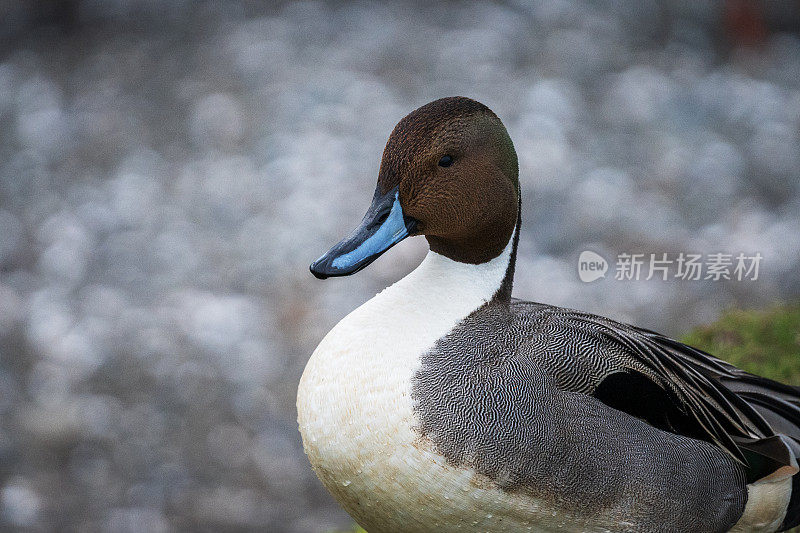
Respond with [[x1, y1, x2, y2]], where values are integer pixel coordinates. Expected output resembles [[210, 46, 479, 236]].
[[411, 300, 748, 533]]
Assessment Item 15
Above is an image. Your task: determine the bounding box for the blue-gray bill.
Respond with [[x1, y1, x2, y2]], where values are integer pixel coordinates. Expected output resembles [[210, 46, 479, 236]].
[[310, 186, 417, 279]]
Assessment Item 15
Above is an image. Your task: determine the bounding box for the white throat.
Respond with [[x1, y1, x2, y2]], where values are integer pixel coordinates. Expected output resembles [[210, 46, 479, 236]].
[[384, 227, 515, 324]]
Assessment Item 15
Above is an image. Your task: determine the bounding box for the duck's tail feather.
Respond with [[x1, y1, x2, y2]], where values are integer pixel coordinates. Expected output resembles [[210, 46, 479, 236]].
[[784, 471, 800, 531], [721, 373, 800, 531]]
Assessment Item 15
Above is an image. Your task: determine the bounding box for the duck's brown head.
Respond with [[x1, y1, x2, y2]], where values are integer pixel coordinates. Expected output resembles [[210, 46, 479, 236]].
[[310, 97, 519, 279]]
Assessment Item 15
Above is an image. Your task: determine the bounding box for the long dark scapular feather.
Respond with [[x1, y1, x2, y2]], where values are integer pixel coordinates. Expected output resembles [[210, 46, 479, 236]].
[[659, 354, 774, 438], [653, 337, 800, 433], [742, 393, 800, 425], [724, 373, 800, 402], [521, 306, 800, 529], [568, 313, 800, 465]]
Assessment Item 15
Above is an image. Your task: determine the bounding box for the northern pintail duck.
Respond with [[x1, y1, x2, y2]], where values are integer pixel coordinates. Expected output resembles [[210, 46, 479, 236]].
[[297, 97, 800, 533]]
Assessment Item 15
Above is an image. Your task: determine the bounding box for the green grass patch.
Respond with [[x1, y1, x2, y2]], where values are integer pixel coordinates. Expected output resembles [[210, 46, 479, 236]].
[[681, 303, 800, 385]]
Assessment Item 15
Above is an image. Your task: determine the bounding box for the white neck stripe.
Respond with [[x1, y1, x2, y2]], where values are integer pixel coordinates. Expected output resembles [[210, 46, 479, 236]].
[[384, 226, 515, 321]]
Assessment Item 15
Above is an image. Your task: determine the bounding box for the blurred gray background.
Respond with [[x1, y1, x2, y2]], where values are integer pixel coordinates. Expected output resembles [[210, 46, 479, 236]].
[[1, 1, 799, 531]]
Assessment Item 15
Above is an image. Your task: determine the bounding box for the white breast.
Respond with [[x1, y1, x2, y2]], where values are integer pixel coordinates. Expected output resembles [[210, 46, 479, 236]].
[[298, 237, 580, 532]]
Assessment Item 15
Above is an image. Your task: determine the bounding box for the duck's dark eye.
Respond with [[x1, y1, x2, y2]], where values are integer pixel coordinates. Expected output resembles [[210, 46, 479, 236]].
[[438, 155, 453, 167]]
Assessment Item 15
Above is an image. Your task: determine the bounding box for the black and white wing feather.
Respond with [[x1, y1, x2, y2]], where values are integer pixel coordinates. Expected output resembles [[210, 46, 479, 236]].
[[520, 302, 800, 476]]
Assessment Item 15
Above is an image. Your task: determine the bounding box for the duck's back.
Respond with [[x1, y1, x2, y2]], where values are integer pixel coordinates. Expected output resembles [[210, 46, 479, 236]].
[[412, 300, 747, 532], [412, 299, 800, 532]]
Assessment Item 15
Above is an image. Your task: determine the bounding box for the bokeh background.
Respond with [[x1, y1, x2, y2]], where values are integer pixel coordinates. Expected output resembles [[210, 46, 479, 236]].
[[1, 1, 799, 531]]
